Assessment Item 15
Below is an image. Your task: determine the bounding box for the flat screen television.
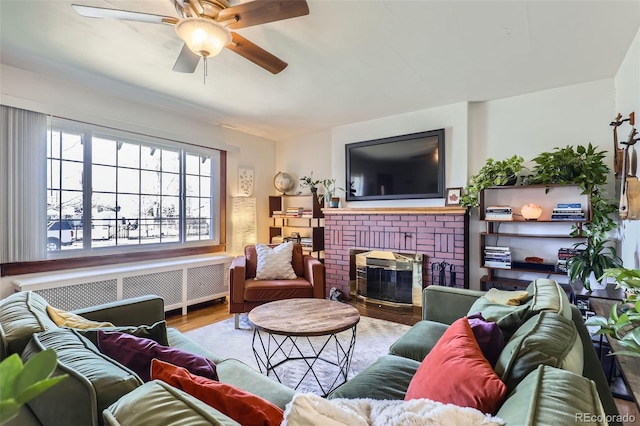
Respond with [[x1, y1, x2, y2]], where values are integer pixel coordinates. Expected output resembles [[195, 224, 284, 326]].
[[345, 129, 445, 201]]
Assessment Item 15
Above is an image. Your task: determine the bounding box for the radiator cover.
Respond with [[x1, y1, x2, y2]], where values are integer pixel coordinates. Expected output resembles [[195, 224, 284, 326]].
[[12, 254, 232, 314]]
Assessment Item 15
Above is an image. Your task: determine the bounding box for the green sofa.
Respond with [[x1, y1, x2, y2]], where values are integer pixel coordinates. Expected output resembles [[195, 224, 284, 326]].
[[328, 279, 620, 426], [0, 278, 621, 425], [0, 292, 295, 426]]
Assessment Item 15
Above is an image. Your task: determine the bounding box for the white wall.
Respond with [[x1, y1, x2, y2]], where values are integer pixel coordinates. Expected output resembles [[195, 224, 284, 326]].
[[275, 130, 332, 196], [467, 79, 616, 287], [615, 28, 640, 269], [286, 81, 616, 289], [0, 64, 275, 296]]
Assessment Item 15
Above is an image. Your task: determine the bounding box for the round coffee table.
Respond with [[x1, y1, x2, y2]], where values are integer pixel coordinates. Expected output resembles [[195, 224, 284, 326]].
[[248, 298, 360, 396]]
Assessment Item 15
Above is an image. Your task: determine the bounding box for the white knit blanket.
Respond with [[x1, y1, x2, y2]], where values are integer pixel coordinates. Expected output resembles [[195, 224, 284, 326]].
[[281, 394, 504, 426]]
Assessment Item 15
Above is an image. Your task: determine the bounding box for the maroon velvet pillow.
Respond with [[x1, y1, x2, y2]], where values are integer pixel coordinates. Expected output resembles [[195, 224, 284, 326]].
[[97, 330, 218, 382], [467, 312, 505, 367]]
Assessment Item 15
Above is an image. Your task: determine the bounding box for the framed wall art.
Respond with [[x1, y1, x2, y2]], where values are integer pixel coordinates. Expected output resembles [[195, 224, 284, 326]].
[[445, 187, 462, 206]]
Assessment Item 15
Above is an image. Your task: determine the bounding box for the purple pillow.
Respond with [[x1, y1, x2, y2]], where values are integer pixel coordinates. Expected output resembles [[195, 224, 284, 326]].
[[97, 330, 218, 382], [467, 312, 505, 367]]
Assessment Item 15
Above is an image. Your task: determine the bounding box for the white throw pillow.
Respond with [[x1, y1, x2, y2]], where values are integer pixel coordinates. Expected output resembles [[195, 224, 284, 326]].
[[281, 394, 504, 426], [255, 242, 297, 280]]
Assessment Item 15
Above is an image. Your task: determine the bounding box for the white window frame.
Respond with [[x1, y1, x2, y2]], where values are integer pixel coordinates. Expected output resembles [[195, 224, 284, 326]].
[[46, 117, 221, 259]]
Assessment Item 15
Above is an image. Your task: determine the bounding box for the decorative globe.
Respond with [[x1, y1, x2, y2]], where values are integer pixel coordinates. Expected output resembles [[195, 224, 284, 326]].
[[273, 172, 295, 194]]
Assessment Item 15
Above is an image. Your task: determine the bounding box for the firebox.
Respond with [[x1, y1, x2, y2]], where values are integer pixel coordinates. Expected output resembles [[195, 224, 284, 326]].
[[354, 250, 423, 307]]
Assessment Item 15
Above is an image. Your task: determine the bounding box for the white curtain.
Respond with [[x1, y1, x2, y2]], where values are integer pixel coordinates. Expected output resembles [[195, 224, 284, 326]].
[[0, 105, 47, 263]]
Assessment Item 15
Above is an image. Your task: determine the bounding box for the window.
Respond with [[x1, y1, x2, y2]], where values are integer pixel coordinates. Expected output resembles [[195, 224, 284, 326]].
[[46, 118, 221, 256]]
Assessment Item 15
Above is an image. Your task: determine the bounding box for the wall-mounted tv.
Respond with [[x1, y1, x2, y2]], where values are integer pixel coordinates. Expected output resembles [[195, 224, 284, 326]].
[[345, 129, 445, 201]]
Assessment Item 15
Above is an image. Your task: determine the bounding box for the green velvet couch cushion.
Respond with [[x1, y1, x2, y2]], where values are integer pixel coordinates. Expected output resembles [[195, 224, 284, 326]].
[[526, 278, 572, 319], [467, 278, 572, 339], [215, 358, 296, 410], [167, 327, 224, 364], [495, 311, 583, 393], [467, 297, 531, 337], [387, 320, 449, 362], [103, 380, 240, 426], [0, 292, 58, 358], [21, 328, 142, 426], [327, 354, 420, 400], [497, 365, 606, 426], [78, 321, 169, 347]]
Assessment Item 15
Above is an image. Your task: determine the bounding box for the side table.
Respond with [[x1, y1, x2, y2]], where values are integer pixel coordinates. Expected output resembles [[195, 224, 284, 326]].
[[248, 298, 360, 396]]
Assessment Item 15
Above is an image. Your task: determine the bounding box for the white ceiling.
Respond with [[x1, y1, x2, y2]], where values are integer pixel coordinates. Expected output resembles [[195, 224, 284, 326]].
[[1, 0, 639, 141]]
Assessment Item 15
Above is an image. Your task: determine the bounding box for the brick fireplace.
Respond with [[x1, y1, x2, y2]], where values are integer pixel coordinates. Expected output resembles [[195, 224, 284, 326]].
[[323, 207, 468, 301]]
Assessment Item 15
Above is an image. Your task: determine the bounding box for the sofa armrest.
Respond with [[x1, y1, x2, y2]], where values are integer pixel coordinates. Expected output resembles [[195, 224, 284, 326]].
[[72, 295, 165, 326], [229, 255, 247, 304], [570, 306, 620, 422], [303, 255, 326, 299], [422, 286, 486, 324]]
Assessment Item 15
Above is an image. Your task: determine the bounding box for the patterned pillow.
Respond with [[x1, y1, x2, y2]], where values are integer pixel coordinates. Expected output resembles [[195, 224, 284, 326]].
[[255, 242, 297, 280]]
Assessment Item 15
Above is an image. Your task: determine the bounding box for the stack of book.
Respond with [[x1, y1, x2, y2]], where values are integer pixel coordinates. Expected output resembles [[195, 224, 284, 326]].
[[300, 237, 313, 249], [484, 246, 511, 269], [556, 247, 582, 273], [485, 206, 513, 221], [551, 203, 585, 221]]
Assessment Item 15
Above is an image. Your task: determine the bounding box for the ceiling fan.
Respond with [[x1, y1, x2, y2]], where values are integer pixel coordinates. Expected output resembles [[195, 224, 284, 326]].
[[71, 0, 309, 74]]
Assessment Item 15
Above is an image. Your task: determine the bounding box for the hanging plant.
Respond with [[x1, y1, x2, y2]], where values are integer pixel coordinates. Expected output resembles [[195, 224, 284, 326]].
[[460, 155, 525, 208], [531, 143, 619, 291]]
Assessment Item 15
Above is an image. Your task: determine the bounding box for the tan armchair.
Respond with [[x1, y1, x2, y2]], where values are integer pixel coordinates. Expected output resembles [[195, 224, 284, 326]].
[[229, 243, 326, 328]]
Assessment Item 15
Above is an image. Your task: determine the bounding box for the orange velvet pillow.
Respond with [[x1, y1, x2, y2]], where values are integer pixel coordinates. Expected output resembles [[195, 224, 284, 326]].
[[151, 359, 284, 426], [404, 317, 507, 414]]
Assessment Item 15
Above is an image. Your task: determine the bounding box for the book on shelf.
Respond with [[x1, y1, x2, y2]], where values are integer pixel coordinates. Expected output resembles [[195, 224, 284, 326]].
[[556, 203, 582, 209], [484, 246, 511, 269], [485, 206, 513, 220], [551, 203, 585, 221], [484, 260, 512, 269], [555, 247, 582, 272]]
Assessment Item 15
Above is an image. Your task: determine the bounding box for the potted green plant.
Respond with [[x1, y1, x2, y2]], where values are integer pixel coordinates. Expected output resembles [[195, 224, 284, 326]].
[[319, 178, 344, 207], [585, 267, 640, 358], [299, 172, 322, 194], [460, 155, 525, 208], [566, 238, 623, 291], [532, 143, 620, 291], [0, 349, 67, 425]]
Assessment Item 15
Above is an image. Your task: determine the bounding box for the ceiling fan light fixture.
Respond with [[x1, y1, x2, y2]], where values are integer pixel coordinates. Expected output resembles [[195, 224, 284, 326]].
[[175, 17, 231, 58]]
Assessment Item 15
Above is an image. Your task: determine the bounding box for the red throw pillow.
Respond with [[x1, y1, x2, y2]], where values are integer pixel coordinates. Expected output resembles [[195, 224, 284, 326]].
[[151, 359, 284, 426], [97, 330, 217, 382], [404, 317, 506, 414]]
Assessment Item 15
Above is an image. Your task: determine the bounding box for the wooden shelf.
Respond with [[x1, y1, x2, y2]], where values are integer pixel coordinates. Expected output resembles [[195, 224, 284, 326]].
[[479, 184, 591, 290], [269, 195, 324, 258], [481, 232, 584, 239]]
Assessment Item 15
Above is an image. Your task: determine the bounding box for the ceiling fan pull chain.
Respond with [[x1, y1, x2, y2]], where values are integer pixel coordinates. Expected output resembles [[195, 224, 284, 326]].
[[203, 57, 207, 85]]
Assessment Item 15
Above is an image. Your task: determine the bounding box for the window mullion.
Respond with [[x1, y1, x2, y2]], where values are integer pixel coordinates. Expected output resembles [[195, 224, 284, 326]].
[[83, 133, 93, 245]]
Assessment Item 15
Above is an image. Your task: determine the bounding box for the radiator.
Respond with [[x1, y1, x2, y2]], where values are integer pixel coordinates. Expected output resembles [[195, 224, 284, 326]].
[[12, 254, 232, 315]]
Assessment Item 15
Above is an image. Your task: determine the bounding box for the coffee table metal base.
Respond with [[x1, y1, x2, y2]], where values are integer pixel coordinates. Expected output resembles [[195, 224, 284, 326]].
[[251, 326, 357, 397]]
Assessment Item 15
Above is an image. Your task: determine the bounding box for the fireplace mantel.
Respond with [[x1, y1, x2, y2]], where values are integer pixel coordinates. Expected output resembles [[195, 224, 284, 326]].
[[322, 206, 467, 215]]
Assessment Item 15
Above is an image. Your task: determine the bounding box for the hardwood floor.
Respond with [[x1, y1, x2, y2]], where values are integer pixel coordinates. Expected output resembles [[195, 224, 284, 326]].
[[166, 297, 638, 424]]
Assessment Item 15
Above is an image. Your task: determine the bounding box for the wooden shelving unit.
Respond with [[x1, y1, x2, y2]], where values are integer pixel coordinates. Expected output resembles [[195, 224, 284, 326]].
[[479, 184, 590, 291], [268, 194, 324, 259]]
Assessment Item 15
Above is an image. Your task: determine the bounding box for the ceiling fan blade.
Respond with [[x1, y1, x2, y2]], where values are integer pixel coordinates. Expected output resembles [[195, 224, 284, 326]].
[[71, 4, 176, 24], [218, 0, 309, 30], [226, 32, 287, 74], [173, 43, 201, 73]]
